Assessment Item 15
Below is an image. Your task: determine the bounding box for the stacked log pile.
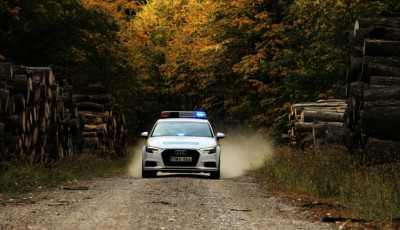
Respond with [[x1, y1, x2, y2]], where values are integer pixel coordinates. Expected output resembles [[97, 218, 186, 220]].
[[0, 63, 127, 164], [0, 63, 79, 163], [287, 99, 348, 148], [73, 94, 127, 156], [346, 18, 400, 158]]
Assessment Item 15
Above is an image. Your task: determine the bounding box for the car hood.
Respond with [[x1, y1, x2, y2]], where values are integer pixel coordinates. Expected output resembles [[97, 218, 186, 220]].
[[147, 136, 217, 149]]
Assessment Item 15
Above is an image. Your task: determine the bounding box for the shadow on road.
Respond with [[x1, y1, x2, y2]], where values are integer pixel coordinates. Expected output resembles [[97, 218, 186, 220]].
[[152, 173, 211, 179]]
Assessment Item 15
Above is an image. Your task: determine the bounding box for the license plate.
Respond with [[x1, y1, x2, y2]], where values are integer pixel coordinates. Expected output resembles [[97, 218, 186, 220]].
[[170, 157, 192, 162]]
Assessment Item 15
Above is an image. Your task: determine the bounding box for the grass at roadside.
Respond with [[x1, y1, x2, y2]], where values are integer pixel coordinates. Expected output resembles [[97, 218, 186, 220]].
[[0, 150, 130, 195], [255, 144, 400, 223]]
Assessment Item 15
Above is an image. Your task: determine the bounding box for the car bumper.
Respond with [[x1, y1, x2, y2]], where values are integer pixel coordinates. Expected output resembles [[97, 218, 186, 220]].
[[142, 150, 220, 173]]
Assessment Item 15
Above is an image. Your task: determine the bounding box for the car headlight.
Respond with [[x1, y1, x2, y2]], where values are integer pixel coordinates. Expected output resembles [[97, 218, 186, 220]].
[[146, 146, 162, 153], [200, 147, 217, 154]]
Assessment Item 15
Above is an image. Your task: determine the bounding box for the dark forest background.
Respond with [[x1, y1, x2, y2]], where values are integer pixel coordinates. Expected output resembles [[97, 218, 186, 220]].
[[1, 0, 399, 139]]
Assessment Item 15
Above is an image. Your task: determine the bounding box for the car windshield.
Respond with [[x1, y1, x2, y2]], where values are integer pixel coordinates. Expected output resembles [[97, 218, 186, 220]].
[[151, 121, 213, 137]]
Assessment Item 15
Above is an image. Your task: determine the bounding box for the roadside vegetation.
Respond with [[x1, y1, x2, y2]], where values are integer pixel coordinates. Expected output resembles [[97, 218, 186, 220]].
[[0, 150, 130, 195], [255, 144, 400, 225]]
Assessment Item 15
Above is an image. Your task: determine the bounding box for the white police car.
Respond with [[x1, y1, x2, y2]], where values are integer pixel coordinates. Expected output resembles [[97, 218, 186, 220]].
[[141, 111, 225, 179]]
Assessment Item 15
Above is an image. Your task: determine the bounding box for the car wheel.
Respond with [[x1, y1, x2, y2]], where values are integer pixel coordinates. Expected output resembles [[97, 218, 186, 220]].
[[210, 170, 220, 179], [142, 169, 157, 178]]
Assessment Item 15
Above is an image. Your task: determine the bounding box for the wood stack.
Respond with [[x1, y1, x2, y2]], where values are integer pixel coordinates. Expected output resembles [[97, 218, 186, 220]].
[[287, 99, 348, 148], [0, 62, 127, 165], [73, 94, 127, 156], [346, 18, 400, 158], [0, 63, 79, 163]]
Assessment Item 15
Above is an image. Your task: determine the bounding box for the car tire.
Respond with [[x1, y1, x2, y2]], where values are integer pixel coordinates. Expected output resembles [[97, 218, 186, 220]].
[[142, 169, 157, 178], [210, 170, 220, 179]]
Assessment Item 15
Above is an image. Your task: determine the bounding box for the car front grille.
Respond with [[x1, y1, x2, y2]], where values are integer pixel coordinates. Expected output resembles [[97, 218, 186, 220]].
[[162, 149, 199, 166]]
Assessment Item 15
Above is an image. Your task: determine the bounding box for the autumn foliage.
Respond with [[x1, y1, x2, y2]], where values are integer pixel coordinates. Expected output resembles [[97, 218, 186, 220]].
[[1, 0, 399, 137]]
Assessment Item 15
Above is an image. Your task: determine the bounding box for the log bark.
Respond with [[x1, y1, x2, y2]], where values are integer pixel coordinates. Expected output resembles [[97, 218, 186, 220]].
[[293, 102, 347, 116], [73, 94, 113, 104], [0, 112, 26, 132], [360, 106, 400, 140], [14, 93, 26, 112], [354, 27, 400, 43], [77, 102, 104, 112], [32, 126, 38, 145], [84, 117, 106, 125], [0, 89, 9, 113], [0, 62, 13, 76], [301, 110, 346, 123], [370, 76, 400, 86], [84, 137, 99, 148], [363, 56, 400, 69], [31, 84, 41, 106], [362, 63, 400, 83], [364, 138, 400, 162], [312, 120, 346, 145], [349, 82, 365, 121], [26, 67, 55, 87], [38, 116, 47, 133], [354, 18, 400, 31], [363, 39, 400, 57], [0, 122, 4, 138], [9, 74, 30, 97], [364, 85, 400, 102], [296, 132, 313, 150], [83, 123, 107, 134], [78, 111, 110, 119], [82, 132, 97, 138], [364, 100, 400, 109]]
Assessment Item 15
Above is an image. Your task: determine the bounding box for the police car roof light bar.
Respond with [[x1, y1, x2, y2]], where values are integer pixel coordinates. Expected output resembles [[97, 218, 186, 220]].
[[160, 111, 207, 119]]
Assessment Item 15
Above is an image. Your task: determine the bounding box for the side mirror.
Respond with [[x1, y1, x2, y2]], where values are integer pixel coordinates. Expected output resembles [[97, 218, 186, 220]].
[[141, 132, 149, 138], [216, 132, 225, 140]]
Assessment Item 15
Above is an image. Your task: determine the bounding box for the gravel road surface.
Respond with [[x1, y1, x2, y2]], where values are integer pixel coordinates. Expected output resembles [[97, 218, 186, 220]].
[[0, 174, 334, 230]]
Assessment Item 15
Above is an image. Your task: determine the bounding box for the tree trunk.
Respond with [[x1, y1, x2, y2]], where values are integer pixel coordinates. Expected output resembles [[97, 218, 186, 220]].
[[362, 63, 400, 83]]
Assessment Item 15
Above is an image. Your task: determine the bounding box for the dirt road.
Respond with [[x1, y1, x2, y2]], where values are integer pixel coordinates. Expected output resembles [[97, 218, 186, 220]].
[[0, 174, 333, 230]]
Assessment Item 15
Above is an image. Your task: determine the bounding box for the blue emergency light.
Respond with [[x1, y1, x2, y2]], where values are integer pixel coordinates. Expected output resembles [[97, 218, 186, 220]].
[[195, 111, 207, 118]]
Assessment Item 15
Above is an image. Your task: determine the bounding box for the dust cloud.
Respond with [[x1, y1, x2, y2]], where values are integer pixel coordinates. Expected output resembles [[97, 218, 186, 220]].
[[220, 134, 274, 178], [128, 142, 145, 178], [128, 135, 274, 179]]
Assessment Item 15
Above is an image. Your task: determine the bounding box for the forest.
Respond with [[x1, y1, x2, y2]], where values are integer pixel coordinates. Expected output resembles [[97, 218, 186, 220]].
[[1, 0, 400, 139]]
